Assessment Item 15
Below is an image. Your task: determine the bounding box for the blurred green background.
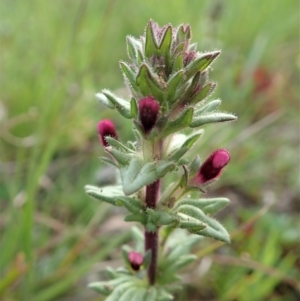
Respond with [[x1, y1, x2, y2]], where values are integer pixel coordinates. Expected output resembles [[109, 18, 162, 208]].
[[0, 0, 299, 300]]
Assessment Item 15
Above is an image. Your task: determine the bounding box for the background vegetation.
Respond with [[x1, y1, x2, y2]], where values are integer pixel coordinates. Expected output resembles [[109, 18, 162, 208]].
[[0, 0, 299, 300]]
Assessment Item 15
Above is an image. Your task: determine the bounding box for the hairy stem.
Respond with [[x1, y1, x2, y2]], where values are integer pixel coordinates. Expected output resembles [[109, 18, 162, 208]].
[[145, 179, 161, 285]]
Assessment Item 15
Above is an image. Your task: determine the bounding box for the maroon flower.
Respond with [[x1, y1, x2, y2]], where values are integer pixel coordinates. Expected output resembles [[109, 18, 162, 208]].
[[191, 149, 230, 185], [138, 97, 160, 134], [97, 119, 118, 147], [128, 251, 144, 271]]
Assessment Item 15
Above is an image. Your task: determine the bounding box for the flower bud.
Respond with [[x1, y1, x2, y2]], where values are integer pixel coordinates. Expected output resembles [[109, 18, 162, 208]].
[[128, 251, 144, 271], [190, 149, 230, 185], [97, 119, 118, 147], [138, 97, 160, 134]]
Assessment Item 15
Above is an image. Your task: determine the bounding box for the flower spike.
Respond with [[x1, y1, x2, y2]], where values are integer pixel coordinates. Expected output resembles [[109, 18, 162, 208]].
[[86, 20, 237, 297]]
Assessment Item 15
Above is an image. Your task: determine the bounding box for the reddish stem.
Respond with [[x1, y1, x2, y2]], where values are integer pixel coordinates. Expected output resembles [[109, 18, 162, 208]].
[[145, 180, 160, 285]]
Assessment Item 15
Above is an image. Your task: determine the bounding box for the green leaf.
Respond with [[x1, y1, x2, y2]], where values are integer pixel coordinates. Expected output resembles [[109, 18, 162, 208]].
[[145, 287, 158, 301], [131, 288, 148, 301], [106, 267, 119, 279], [172, 254, 197, 270], [160, 233, 200, 272], [172, 42, 185, 56], [126, 36, 143, 61], [157, 25, 172, 72], [167, 147, 189, 162], [146, 208, 178, 226], [105, 137, 137, 154], [120, 158, 175, 195], [88, 281, 112, 295], [121, 245, 131, 266], [157, 289, 174, 301], [102, 90, 132, 119], [188, 42, 197, 51], [108, 276, 133, 288], [176, 205, 230, 242], [182, 130, 203, 148], [118, 287, 137, 301], [189, 82, 217, 105], [124, 213, 147, 224], [95, 92, 114, 109], [106, 148, 132, 165], [162, 107, 194, 137], [100, 156, 118, 168], [185, 71, 201, 99], [130, 97, 138, 118], [136, 64, 165, 101], [137, 49, 144, 65], [115, 267, 131, 275], [84, 185, 124, 207], [194, 99, 222, 115], [105, 281, 135, 301], [133, 120, 147, 140], [177, 212, 206, 232], [116, 196, 144, 214], [174, 198, 230, 215], [145, 20, 159, 57], [156, 160, 176, 177], [146, 221, 157, 232], [175, 24, 191, 44], [85, 184, 124, 196], [188, 155, 201, 175], [166, 70, 184, 104], [198, 70, 208, 87], [131, 226, 144, 252], [126, 141, 137, 151], [172, 53, 183, 72], [167, 131, 203, 161], [185, 51, 220, 80], [190, 112, 237, 128], [120, 61, 139, 92]]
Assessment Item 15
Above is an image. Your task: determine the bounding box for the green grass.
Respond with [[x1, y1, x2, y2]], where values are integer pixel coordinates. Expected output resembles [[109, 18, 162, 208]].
[[0, 0, 299, 300]]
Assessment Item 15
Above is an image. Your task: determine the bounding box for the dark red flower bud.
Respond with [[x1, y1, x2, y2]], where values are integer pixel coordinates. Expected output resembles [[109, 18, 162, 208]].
[[191, 149, 230, 185], [97, 119, 118, 147], [128, 251, 144, 271], [138, 97, 160, 134]]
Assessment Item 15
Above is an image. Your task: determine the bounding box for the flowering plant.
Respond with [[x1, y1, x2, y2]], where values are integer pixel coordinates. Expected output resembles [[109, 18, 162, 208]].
[[85, 20, 237, 300]]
